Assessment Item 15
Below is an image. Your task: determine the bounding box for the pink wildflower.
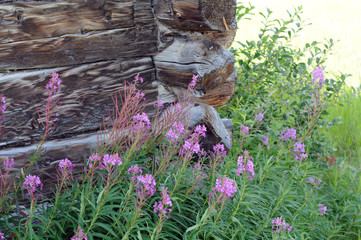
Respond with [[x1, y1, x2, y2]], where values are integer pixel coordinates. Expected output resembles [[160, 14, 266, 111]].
[[212, 176, 237, 200], [180, 125, 206, 157], [46, 72, 61, 94], [312, 66, 325, 87], [194, 161, 205, 170], [262, 135, 269, 149], [188, 75, 198, 89], [3, 158, 14, 170], [59, 158, 75, 170], [246, 160, 255, 180], [87, 153, 102, 169], [23, 175, 43, 194], [194, 125, 207, 137], [237, 152, 255, 179], [154, 97, 164, 109], [134, 73, 144, 84], [279, 128, 297, 142], [240, 125, 249, 136], [318, 204, 327, 216], [127, 165, 143, 181], [272, 216, 292, 233], [58, 158, 75, 178], [102, 153, 122, 167], [256, 113, 264, 123], [0, 232, 4, 240], [135, 90, 146, 101], [135, 174, 156, 200], [236, 156, 246, 176], [213, 143, 227, 157], [154, 187, 173, 218], [294, 142, 308, 160], [0, 94, 5, 115], [165, 122, 185, 142], [132, 112, 151, 132], [70, 226, 87, 240]]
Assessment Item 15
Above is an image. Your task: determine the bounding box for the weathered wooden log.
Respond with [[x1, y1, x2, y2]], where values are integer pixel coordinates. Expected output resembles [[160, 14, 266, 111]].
[[0, 0, 237, 191]]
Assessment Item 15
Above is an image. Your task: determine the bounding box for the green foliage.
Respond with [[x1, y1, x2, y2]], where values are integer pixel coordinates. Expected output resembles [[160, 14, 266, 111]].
[[322, 86, 361, 166]]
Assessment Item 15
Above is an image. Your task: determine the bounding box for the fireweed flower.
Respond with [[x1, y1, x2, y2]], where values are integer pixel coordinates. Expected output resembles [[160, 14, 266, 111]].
[[262, 135, 270, 149], [134, 73, 144, 84], [70, 226, 87, 240], [239, 125, 250, 136], [194, 124, 207, 137], [0, 94, 5, 116], [194, 161, 205, 170], [318, 204, 327, 216], [23, 175, 43, 195], [279, 128, 297, 142], [87, 153, 102, 169], [165, 122, 185, 142], [180, 125, 207, 157], [213, 143, 227, 157], [236, 156, 245, 176], [102, 153, 122, 167], [256, 113, 264, 123], [127, 165, 143, 181], [306, 177, 322, 186], [154, 97, 164, 109], [237, 152, 255, 180], [3, 158, 14, 170], [135, 174, 156, 200], [153, 187, 173, 218], [46, 72, 61, 94], [272, 216, 292, 233], [188, 75, 198, 89], [135, 90, 146, 101], [294, 142, 308, 160], [211, 176, 237, 201], [312, 66, 325, 87], [0, 232, 4, 240], [58, 158, 75, 178], [132, 112, 151, 132]]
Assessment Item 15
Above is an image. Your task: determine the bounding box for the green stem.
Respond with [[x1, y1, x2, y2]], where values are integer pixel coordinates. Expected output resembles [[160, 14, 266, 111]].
[[44, 174, 66, 233], [231, 177, 247, 218]]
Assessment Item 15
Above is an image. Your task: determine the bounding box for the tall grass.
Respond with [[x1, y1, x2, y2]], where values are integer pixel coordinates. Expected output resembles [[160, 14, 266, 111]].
[[323, 84, 361, 166]]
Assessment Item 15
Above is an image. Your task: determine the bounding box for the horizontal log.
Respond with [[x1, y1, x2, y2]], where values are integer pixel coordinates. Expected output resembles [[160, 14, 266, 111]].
[[0, 132, 102, 197], [0, 25, 158, 70], [0, 0, 134, 44], [154, 0, 236, 32], [0, 57, 157, 149]]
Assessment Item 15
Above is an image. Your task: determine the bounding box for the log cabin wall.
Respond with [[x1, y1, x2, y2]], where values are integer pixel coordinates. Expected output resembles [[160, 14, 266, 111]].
[[0, 0, 237, 191]]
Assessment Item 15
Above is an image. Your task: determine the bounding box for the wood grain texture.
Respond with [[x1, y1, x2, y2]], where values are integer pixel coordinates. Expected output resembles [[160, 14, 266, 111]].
[[0, 0, 238, 198], [0, 0, 157, 70], [0, 132, 102, 198], [154, 38, 235, 108], [0, 57, 157, 149], [154, 0, 236, 32], [0, 0, 134, 44], [0, 27, 158, 70]]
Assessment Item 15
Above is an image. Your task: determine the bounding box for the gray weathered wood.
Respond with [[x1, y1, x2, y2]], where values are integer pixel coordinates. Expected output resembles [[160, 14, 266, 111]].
[[0, 58, 157, 148], [0, 0, 237, 191]]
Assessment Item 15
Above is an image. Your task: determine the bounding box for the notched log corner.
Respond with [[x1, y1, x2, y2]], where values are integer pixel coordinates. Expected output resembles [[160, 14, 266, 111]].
[[0, 0, 238, 197]]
